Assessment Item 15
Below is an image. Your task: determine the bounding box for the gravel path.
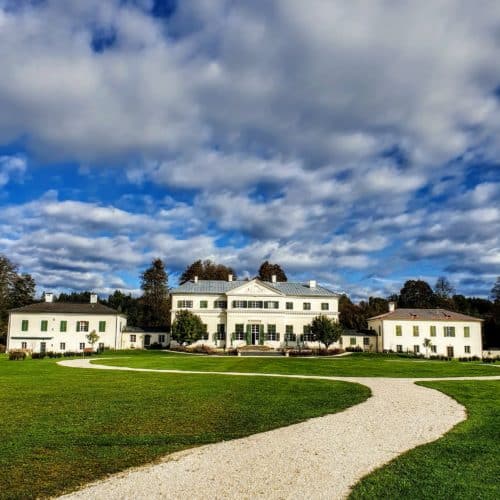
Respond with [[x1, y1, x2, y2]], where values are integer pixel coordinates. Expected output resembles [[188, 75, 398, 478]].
[[57, 359, 500, 500]]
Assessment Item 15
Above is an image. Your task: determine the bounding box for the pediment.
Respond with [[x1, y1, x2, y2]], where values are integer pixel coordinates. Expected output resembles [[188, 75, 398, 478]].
[[227, 279, 283, 297]]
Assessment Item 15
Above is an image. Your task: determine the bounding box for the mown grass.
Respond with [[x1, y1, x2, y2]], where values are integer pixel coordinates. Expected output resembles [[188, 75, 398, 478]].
[[0, 355, 369, 499], [95, 350, 500, 377], [350, 380, 500, 499]]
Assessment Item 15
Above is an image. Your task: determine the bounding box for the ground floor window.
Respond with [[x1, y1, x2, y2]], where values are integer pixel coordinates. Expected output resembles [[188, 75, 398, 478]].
[[60, 342, 66, 350], [363, 337, 370, 346], [21, 341, 27, 349], [414, 345, 420, 354], [350, 337, 357, 345], [130, 335, 136, 342], [396, 344, 403, 353], [234, 324, 245, 340], [464, 345, 471, 354], [266, 324, 277, 341], [201, 324, 208, 340], [285, 332, 296, 342], [159, 335, 165, 343], [431, 345, 437, 353], [79, 343, 85, 350]]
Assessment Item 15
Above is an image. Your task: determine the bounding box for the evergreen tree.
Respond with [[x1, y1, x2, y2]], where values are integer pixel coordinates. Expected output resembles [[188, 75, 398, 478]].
[[399, 280, 436, 308], [491, 277, 500, 304], [257, 261, 288, 282], [179, 259, 236, 284], [171, 310, 205, 344], [141, 258, 169, 329]]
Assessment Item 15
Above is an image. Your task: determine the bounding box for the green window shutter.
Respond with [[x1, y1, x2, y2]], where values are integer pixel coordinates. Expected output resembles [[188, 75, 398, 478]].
[[259, 324, 264, 345], [60, 321, 67, 332], [396, 325, 402, 336], [21, 320, 29, 331], [464, 326, 470, 337], [99, 321, 106, 332], [413, 325, 419, 336], [430, 325, 436, 337], [350, 337, 356, 345], [246, 324, 251, 344], [276, 332, 280, 342], [41, 320, 48, 332]]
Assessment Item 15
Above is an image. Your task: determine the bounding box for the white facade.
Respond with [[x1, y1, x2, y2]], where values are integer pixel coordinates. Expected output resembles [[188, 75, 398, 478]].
[[7, 296, 127, 353], [170, 278, 339, 349], [368, 308, 483, 358], [120, 330, 169, 349]]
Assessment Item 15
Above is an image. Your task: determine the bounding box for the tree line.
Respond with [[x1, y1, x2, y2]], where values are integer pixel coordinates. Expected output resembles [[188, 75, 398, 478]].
[[1, 252, 499, 347]]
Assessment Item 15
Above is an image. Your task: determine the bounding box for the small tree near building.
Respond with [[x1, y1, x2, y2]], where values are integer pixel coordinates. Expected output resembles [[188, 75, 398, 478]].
[[171, 310, 206, 345], [423, 338, 432, 358], [310, 315, 343, 351], [86, 330, 100, 351]]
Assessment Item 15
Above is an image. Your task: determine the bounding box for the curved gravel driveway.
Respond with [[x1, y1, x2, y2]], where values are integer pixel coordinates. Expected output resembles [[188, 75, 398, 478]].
[[57, 358, 500, 500]]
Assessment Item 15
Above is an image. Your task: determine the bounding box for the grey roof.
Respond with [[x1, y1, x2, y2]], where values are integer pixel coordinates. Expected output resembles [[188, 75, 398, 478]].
[[343, 329, 378, 337], [9, 302, 123, 315], [170, 279, 338, 297], [368, 308, 483, 322]]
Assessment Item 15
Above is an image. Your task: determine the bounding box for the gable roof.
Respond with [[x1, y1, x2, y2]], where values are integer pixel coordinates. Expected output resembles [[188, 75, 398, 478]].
[[368, 308, 483, 322], [170, 279, 338, 297], [9, 302, 123, 315]]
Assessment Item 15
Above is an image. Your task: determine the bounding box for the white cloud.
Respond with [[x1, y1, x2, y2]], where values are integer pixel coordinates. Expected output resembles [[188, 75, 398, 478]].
[[0, 155, 26, 187]]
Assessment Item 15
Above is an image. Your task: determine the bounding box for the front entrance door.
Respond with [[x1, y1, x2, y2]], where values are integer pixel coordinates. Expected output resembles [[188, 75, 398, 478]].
[[40, 342, 46, 353], [251, 325, 260, 345], [447, 346, 454, 358]]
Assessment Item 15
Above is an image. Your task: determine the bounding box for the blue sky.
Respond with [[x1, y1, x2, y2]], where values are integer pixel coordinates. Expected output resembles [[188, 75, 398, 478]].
[[0, 0, 499, 300]]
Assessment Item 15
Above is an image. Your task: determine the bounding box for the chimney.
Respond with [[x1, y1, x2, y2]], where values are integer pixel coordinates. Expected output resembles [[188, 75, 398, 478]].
[[90, 293, 98, 304], [309, 280, 316, 289], [44, 292, 53, 303], [271, 274, 277, 283], [194, 276, 198, 283], [228, 274, 233, 282], [388, 301, 396, 312]]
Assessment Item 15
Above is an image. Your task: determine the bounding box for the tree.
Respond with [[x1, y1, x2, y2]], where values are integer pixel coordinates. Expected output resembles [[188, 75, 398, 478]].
[[171, 310, 205, 344], [257, 261, 287, 282], [398, 280, 436, 308], [310, 315, 343, 350], [105, 290, 143, 327], [339, 295, 367, 330], [11, 274, 36, 309], [179, 259, 237, 284], [491, 277, 500, 304], [434, 276, 455, 299], [56, 291, 91, 303], [86, 330, 100, 351], [141, 258, 169, 329], [423, 338, 433, 358]]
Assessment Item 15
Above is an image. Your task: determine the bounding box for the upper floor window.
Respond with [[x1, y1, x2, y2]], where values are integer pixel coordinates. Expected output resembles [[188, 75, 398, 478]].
[[413, 325, 419, 337], [21, 320, 29, 332], [214, 301, 227, 309], [286, 302, 293, 310], [200, 300, 208, 309], [41, 320, 48, 332], [395, 325, 402, 336], [248, 301, 263, 309], [177, 300, 193, 309], [264, 301, 279, 309], [430, 325, 436, 337], [321, 303, 329, 311], [464, 326, 470, 338], [303, 302, 311, 311], [232, 300, 247, 308], [444, 326, 455, 337], [99, 321, 106, 332], [60, 320, 67, 332], [76, 321, 89, 332]]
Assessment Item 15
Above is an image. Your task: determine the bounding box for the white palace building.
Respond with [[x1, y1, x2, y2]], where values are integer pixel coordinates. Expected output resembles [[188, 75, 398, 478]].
[[170, 275, 340, 349]]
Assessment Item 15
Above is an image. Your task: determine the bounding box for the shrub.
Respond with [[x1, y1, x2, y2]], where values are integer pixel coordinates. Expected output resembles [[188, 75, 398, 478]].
[[146, 342, 164, 350], [288, 349, 314, 357], [0, 344, 6, 353], [9, 350, 26, 361], [346, 346, 363, 352], [169, 345, 187, 352], [63, 351, 77, 357], [186, 344, 217, 355], [31, 352, 46, 359]]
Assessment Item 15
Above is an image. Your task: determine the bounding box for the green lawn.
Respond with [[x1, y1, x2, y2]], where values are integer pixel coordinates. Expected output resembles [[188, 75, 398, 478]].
[[350, 380, 500, 499], [0, 355, 369, 500], [94, 350, 500, 378]]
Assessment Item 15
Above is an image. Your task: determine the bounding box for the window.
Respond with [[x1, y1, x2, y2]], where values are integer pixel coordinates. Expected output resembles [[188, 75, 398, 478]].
[[76, 321, 89, 332], [216, 324, 225, 340], [464, 345, 471, 354], [431, 345, 437, 353], [267, 324, 277, 341], [363, 337, 370, 346], [177, 300, 193, 308], [248, 301, 263, 309], [264, 301, 279, 309], [302, 325, 313, 341], [79, 343, 85, 350], [21, 341, 27, 349], [41, 320, 48, 332], [413, 325, 419, 337], [395, 325, 402, 336], [321, 303, 329, 311], [464, 326, 470, 338], [285, 325, 296, 342], [200, 300, 208, 308], [130, 335, 136, 342], [201, 324, 208, 340], [235, 324, 245, 341], [303, 302, 311, 310], [430, 325, 436, 337], [99, 321, 106, 332], [350, 337, 357, 346], [60, 342, 66, 350], [444, 326, 455, 337], [60, 320, 67, 332], [286, 302, 293, 310], [214, 301, 227, 309], [396, 344, 403, 353], [159, 335, 165, 343], [414, 345, 420, 354], [232, 300, 247, 308], [21, 320, 29, 331]]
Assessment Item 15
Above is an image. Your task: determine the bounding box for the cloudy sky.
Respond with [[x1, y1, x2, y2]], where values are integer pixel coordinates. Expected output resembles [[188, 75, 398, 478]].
[[0, 0, 499, 299]]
